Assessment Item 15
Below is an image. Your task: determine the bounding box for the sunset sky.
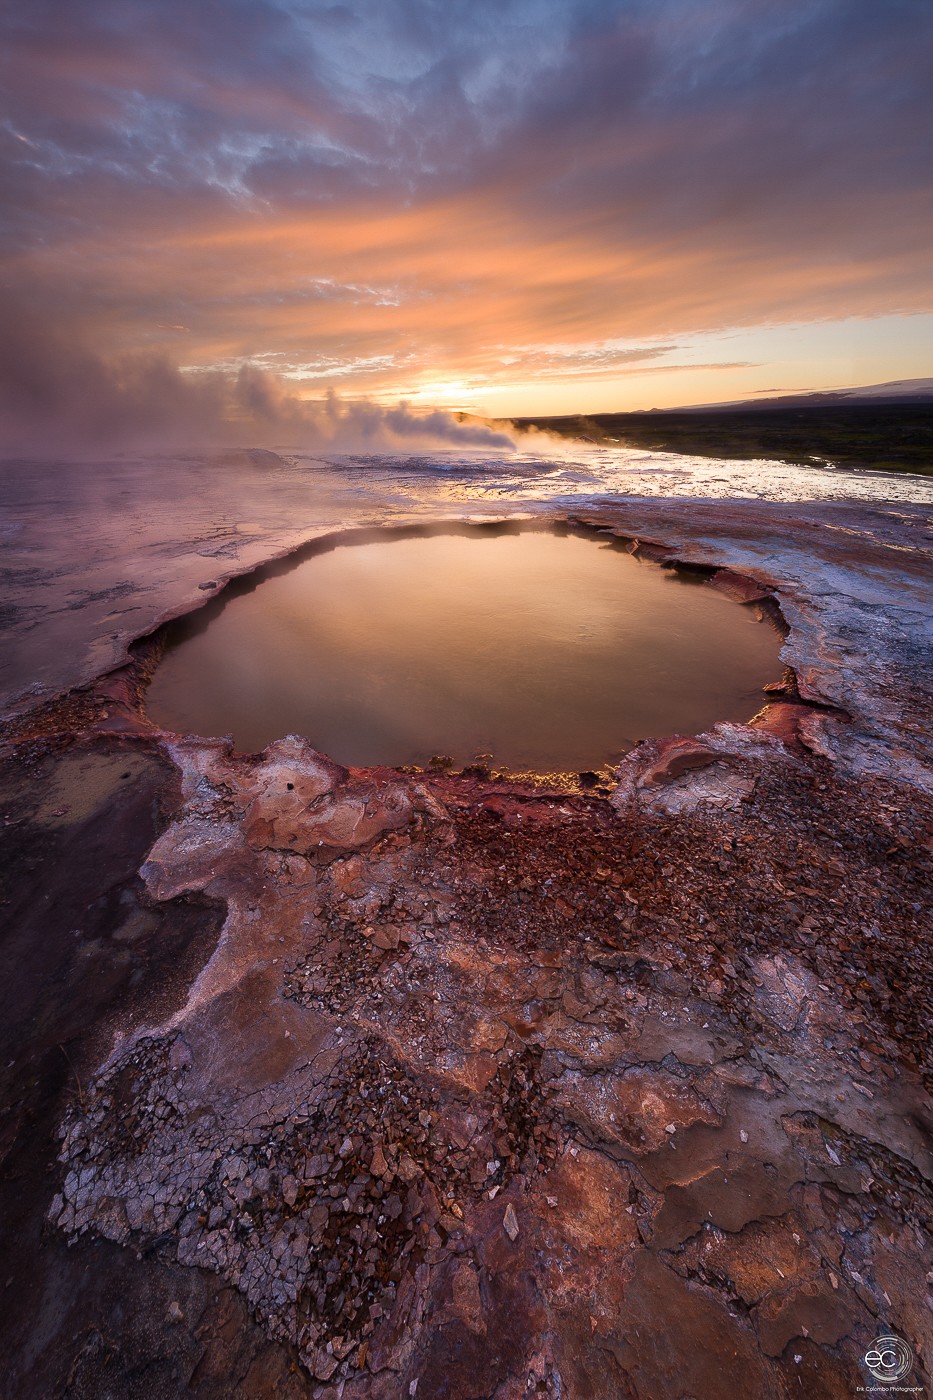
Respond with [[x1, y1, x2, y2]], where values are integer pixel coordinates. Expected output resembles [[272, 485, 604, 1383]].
[[2, 0, 932, 438]]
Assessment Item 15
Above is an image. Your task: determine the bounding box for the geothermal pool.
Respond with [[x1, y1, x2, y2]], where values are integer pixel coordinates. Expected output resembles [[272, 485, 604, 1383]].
[[145, 525, 784, 772]]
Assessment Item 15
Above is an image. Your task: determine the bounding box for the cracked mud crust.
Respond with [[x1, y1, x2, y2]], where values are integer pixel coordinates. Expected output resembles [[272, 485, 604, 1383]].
[[1, 498, 932, 1399]]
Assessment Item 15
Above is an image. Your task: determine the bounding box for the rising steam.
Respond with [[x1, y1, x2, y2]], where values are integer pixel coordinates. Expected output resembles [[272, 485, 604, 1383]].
[[0, 301, 516, 456]]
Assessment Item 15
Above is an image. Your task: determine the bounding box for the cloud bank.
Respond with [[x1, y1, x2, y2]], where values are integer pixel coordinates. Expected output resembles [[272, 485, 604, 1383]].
[[1, 0, 931, 421]]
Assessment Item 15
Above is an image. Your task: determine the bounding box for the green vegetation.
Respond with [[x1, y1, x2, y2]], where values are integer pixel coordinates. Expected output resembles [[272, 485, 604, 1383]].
[[508, 403, 933, 476]]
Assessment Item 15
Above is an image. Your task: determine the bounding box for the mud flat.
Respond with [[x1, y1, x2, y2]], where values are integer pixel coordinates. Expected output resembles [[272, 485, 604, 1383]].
[[1, 497, 931, 1399]]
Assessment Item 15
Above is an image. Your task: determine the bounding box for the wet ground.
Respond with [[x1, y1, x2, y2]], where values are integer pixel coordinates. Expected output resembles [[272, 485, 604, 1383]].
[[2, 445, 931, 719], [1, 476, 932, 1398]]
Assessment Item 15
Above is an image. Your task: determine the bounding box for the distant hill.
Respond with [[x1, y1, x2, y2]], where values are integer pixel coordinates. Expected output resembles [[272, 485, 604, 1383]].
[[507, 381, 933, 476], [654, 378, 933, 413]]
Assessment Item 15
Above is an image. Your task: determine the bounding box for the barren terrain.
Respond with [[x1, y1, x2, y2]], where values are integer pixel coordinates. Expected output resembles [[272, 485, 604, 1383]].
[[1, 497, 931, 1398]]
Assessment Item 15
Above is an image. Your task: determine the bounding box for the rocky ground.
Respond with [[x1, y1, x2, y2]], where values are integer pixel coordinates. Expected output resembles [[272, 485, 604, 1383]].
[[1, 500, 931, 1399]]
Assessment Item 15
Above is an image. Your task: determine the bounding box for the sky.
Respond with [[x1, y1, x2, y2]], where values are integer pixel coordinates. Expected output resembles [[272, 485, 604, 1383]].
[[1, 0, 932, 447]]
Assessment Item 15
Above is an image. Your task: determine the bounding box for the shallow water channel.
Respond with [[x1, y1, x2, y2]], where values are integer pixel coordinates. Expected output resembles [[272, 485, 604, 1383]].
[[145, 524, 784, 771]]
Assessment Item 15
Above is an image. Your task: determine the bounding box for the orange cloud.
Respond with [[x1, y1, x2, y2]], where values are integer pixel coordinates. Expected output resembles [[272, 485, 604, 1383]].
[[2, 0, 932, 421]]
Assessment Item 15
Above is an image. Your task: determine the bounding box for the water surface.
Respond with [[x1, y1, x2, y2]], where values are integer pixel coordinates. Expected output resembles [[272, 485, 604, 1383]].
[[2, 446, 929, 718], [146, 526, 783, 771]]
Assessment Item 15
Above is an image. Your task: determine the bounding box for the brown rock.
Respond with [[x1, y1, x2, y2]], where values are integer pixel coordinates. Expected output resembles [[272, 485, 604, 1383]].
[[754, 1279, 861, 1358], [544, 1147, 639, 1253], [330, 855, 364, 897], [310, 1350, 339, 1382], [451, 1261, 486, 1335], [371, 925, 400, 951], [396, 1153, 420, 1184], [309, 1204, 329, 1238]]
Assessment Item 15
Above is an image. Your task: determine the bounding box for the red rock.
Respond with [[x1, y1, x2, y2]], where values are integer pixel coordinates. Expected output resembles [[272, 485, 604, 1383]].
[[637, 738, 725, 787], [749, 701, 808, 744], [710, 568, 772, 603]]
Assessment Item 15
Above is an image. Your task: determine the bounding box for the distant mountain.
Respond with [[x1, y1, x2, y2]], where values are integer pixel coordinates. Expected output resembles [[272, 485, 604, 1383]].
[[653, 378, 933, 414]]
